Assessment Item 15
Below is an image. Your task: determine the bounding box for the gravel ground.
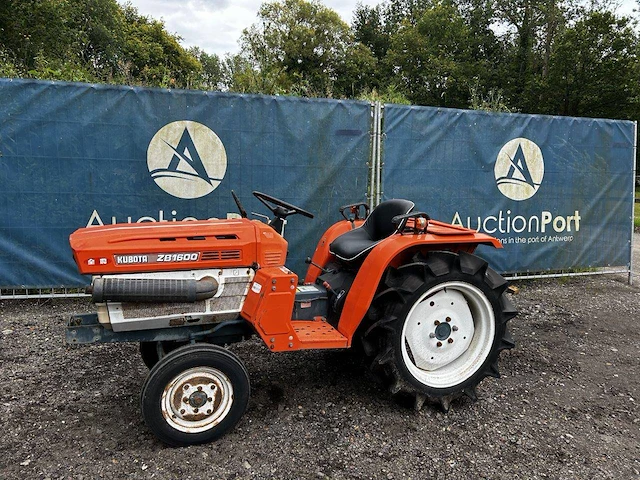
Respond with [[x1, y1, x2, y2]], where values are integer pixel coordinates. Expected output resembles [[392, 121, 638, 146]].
[[1, 235, 639, 479]]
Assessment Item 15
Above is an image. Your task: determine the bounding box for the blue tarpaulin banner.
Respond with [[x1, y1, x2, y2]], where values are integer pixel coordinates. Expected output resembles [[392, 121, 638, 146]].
[[382, 105, 635, 274], [0, 79, 371, 286], [0, 79, 635, 288]]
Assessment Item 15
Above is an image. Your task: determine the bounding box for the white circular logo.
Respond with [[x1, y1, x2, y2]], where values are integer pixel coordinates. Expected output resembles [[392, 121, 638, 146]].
[[494, 137, 544, 201], [147, 121, 227, 199]]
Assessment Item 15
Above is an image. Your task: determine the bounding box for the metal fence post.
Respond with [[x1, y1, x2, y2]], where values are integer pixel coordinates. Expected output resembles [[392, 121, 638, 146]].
[[631, 120, 638, 286], [368, 103, 377, 211], [368, 101, 383, 209], [375, 102, 383, 206]]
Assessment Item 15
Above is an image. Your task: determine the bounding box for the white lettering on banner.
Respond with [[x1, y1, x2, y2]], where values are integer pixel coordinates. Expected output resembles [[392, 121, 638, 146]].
[[87, 209, 203, 227], [451, 210, 581, 235], [86, 209, 245, 227], [452, 210, 582, 246], [465, 137, 584, 248]]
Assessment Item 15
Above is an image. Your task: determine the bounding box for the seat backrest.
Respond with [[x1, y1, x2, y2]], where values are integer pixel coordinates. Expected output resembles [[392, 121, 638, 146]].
[[363, 199, 415, 240]]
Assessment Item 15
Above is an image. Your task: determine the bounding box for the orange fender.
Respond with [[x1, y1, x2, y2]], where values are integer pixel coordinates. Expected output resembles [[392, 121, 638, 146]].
[[304, 219, 364, 283], [335, 221, 502, 342]]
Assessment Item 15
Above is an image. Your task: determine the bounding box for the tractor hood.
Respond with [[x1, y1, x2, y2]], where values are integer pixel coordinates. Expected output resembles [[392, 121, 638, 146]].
[[70, 218, 288, 275]]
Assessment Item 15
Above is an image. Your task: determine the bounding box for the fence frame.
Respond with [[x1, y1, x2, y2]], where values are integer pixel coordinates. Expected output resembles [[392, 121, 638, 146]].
[[371, 103, 636, 286], [0, 101, 636, 299]]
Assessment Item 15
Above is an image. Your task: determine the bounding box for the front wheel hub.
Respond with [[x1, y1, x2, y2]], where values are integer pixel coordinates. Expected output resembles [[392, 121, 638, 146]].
[[162, 367, 233, 433], [188, 390, 209, 408]]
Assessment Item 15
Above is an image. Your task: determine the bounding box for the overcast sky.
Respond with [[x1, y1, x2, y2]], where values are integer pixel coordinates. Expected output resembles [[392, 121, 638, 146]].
[[120, 0, 638, 57], [120, 0, 381, 57]]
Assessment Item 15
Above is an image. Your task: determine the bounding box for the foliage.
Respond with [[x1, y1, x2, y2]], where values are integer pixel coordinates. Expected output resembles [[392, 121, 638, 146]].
[[234, 0, 376, 97], [0, 49, 22, 78], [384, 3, 476, 107], [0, 0, 211, 88], [0, 0, 638, 144], [358, 85, 412, 104], [545, 10, 639, 118], [352, 3, 390, 62], [635, 188, 640, 228], [469, 81, 514, 113], [188, 47, 224, 91]]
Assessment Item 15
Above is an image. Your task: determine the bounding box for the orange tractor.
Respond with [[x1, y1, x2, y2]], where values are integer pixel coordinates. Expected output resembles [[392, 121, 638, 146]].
[[67, 191, 516, 446]]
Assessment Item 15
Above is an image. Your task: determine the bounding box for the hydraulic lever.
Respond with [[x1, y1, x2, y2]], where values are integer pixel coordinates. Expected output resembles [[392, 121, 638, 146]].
[[305, 257, 335, 275]]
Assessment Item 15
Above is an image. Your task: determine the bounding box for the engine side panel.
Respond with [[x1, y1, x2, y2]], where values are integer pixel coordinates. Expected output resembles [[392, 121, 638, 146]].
[[96, 268, 254, 332]]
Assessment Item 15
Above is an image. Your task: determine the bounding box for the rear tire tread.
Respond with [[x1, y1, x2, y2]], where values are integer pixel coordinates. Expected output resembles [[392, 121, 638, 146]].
[[361, 251, 516, 412]]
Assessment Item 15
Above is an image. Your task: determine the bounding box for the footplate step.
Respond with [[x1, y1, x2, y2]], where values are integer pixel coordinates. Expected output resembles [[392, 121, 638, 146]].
[[293, 321, 348, 349]]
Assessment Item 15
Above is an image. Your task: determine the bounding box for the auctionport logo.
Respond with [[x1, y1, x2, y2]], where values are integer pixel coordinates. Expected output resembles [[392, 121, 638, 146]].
[[147, 121, 227, 199], [494, 138, 544, 201]]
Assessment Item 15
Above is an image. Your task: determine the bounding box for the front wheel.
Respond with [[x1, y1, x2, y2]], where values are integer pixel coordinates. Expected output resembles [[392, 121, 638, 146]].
[[140, 344, 250, 446], [363, 251, 516, 411]]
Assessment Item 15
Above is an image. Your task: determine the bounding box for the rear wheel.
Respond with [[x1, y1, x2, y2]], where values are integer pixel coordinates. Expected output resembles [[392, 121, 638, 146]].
[[362, 251, 516, 411], [140, 344, 250, 446]]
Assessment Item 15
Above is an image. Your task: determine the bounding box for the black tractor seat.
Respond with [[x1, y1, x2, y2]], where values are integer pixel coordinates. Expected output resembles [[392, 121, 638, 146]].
[[329, 199, 415, 262]]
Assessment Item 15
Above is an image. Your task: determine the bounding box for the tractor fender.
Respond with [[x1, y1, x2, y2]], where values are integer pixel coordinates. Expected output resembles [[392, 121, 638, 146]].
[[304, 219, 364, 284], [335, 231, 502, 342]]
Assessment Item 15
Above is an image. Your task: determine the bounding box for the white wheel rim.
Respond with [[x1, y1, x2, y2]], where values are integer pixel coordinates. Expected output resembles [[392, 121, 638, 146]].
[[401, 281, 496, 389], [161, 367, 234, 433]]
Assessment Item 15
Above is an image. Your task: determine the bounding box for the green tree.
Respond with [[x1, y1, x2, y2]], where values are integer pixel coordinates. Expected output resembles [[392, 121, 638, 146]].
[[383, 0, 436, 28], [458, 0, 508, 96], [0, 0, 203, 88], [546, 10, 639, 118], [0, 0, 128, 80], [121, 5, 201, 88], [237, 0, 374, 97], [0, 0, 79, 73], [222, 53, 288, 94], [352, 0, 511, 108], [385, 3, 476, 107], [351, 3, 392, 93], [352, 3, 390, 61], [188, 47, 224, 90], [492, 0, 580, 111], [334, 42, 378, 98], [67, 0, 126, 78]]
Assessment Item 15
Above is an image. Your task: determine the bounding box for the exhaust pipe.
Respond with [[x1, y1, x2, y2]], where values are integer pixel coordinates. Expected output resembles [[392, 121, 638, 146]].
[[91, 277, 218, 303]]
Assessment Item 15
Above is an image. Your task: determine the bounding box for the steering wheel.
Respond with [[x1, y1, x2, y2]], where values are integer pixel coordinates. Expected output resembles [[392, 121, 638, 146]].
[[231, 190, 248, 218], [252, 191, 314, 219]]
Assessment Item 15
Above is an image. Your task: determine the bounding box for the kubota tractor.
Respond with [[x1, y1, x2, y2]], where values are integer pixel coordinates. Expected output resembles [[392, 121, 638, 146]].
[[66, 191, 516, 446]]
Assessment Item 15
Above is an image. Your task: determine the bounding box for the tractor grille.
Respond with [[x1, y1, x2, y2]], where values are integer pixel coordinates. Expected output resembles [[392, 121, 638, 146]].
[[119, 301, 207, 319], [264, 250, 283, 266], [201, 250, 242, 261]]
